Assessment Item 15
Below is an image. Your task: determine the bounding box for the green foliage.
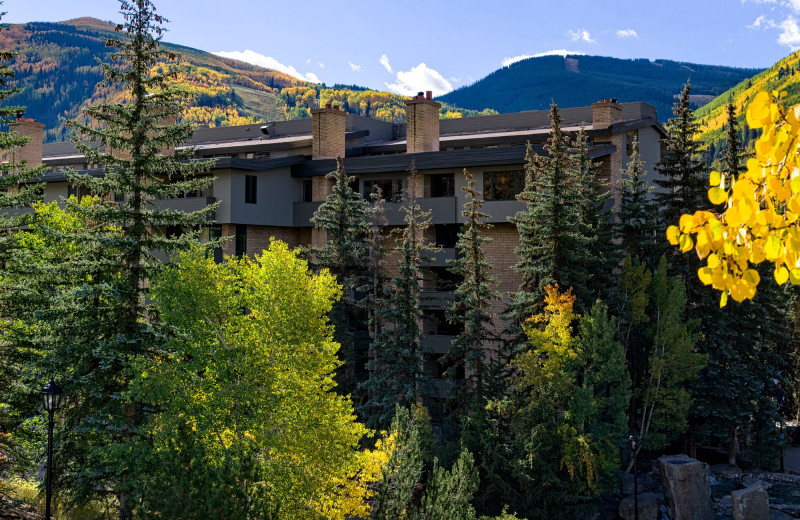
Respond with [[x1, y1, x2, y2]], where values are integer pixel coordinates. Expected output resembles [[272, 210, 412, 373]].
[[410, 449, 479, 520], [446, 169, 501, 406], [438, 54, 758, 121], [614, 135, 661, 268], [507, 105, 596, 329], [4, 2, 218, 516], [360, 166, 437, 429], [509, 286, 630, 518], [130, 244, 367, 518], [312, 156, 372, 397], [638, 258, 705, 450]]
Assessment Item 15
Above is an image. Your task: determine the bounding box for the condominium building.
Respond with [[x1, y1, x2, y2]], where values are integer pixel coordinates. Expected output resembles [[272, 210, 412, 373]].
[[16, 93, 666, 391]]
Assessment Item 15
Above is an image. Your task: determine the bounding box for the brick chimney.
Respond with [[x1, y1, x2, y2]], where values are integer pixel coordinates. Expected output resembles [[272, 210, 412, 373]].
[[405, 90, 441, 153], [591, 98, 622, 130], [311, 104, 347, 160], [9, 117, 44, 167]]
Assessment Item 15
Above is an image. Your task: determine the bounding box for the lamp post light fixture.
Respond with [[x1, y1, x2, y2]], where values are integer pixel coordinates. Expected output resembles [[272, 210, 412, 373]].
[[41, 380, 63, 520], [628, 433, 641, 520]]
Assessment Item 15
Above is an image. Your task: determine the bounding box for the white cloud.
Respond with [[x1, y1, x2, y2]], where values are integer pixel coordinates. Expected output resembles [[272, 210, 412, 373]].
[[213, 50, 320, 83], [379, 54, 393, 73], [778, 16, 800, 48], [349, 61, 361, 72], [385, 63, 453, 97], [785, 0, 800, 11], [501, 50, 585, 67], [305, 58, 311, 64], [318, 62, 325, 68], [748, 14, 770, 28], [567, 28, 595, 43], [616, 29, 638, 38]]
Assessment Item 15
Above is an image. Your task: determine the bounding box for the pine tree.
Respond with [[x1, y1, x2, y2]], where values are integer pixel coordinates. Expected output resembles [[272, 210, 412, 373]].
[[22, 2, 215, 515], [615, 135, 661, 268], [507, 104, 594, 330], [445, 169, 500, 407], [654, 82, 707, 231], [312, 156, 372, 396], [360, 164, 437, 429]]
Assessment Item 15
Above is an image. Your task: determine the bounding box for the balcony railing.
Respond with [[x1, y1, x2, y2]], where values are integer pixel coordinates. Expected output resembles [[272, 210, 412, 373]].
[[293, 197, 459, 227]]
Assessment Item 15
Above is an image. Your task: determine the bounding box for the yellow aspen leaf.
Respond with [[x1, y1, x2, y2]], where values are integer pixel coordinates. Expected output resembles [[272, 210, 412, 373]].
[[707, 253, 720, 268], [698, 268, 713, 285], [711, 268, 727, 291], [666, 225, 680, 246], [679, 234, 693, 253], [775, 265, 789, 284], [708, 187, 727, 205], [791, 268, 800, 285], [731, 281, 749, 302], [765, 234, 782, 260], [679, 214, 694, 234], [696, 230, 711, 258], [720, 291, 728, 308], [709, 170, 721, 186], [750, 241, 767, 264], [791, 176, 800, 194], [743, 269, 760, 287]]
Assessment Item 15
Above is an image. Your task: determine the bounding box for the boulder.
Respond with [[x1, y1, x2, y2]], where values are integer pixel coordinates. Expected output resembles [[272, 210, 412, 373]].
[[658, 455, 714, 520], [619, 492, 660, 520], [731, 486, 770, 520]]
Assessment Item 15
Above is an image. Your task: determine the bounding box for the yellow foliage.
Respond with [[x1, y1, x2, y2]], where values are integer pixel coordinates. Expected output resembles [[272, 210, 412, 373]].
[[668, 90, 800, 306], [316, 432, 396, 520]]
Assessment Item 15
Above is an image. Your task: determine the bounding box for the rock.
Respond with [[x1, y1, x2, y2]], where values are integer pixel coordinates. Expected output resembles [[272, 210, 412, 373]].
[[741, 477, 771, 490], [731, 486, 770, 520], [658, 454, 714, 520], [621, 472, 635, 494], [707, 474, 720, 486], [709, 463, 742, 478], [619, 492, 660, 520]]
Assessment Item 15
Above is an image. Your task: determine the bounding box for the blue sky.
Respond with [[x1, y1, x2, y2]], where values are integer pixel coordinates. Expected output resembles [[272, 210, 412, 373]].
[[3, 0, 799, 96]]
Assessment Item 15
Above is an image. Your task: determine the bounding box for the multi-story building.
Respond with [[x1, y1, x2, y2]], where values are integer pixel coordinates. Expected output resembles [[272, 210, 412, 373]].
[[16, 93, 666, 393]]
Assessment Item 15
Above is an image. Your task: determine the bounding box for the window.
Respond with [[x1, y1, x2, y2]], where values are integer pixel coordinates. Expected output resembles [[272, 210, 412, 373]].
[[235, 225, 247, 258], [626, 130, 639, 156], [302, 179, 313, 202], [245, 175, 257, 204], [430, 174, 455, 198], [484, 170, 524, 201], [434, 224, 459, 249], [67, 184, 90, 200], [363, 178, 403, 202]]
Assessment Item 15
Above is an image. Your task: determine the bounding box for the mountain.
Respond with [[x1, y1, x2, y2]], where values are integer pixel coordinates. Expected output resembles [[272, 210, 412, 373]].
[[694, 50, 800, 165], [3, 18, 494, 142], [438, 55, 762, 122]]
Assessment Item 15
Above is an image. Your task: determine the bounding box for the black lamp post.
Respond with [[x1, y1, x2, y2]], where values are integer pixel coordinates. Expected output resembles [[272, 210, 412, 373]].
[[41, 380, 63, 520], [629, 433, 640, 520]]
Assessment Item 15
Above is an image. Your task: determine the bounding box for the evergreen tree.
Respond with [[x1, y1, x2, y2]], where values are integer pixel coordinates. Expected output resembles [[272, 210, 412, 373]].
[[0, 3, 47, 496], [312, 156, 372, 396], [360, 165, 436, 429], [507, 104, 594, 330], [410, 449, 479, 520], [720, 99, 747, 184], [654, 82, 707, 231], [19, 2, 215, 515], [445, 169, 500, 407], [615, 135, 661, 269]]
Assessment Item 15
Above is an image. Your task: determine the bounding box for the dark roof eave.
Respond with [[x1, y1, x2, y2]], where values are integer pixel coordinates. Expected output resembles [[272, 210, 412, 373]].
[[294, 143, 616, 177]]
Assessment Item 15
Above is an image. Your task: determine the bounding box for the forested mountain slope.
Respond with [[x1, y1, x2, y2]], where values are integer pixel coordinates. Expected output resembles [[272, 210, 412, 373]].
[[438, 55, 760, 122]]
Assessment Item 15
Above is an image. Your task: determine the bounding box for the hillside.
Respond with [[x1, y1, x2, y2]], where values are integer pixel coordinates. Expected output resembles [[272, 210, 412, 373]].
[[438, 55, 761, 122], [4, 18, 494, 142], [694, 50, 800, 165]]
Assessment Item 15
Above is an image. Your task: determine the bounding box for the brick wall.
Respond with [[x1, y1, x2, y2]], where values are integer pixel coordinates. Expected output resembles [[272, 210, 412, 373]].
[[10, 118, 44, 167], [311, 106, 347, 160], [591, 101, 622, 129], [405, 97, 441, 153]]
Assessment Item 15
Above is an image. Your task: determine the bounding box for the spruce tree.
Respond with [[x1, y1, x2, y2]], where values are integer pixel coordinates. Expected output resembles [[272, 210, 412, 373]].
[[615, 135, 661, 268], [360, 165, 436, 429], [507, 104, 594, 330], [312, 156, 371, 396], [654, 82, 707, 230], [22, 2, 215, 515], [445, 169, 500, 406]]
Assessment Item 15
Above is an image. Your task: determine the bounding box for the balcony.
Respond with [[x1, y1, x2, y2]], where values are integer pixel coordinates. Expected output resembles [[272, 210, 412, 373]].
[[422, 247, 456, 267], [423, 334, 454, 354], [482, 199, 526, 223], [150, 196, 216, 215], [420, 290, 454, 310], [293, 197, 459, 228]]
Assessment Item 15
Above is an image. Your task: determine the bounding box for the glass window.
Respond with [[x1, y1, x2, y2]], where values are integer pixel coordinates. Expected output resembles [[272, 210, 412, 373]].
[[484, 171, 525, 201], [245, 175, 257, 204], [363, 178, 403, 202], [235, 224, 247, 258], [430, 174, 455, 198]]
